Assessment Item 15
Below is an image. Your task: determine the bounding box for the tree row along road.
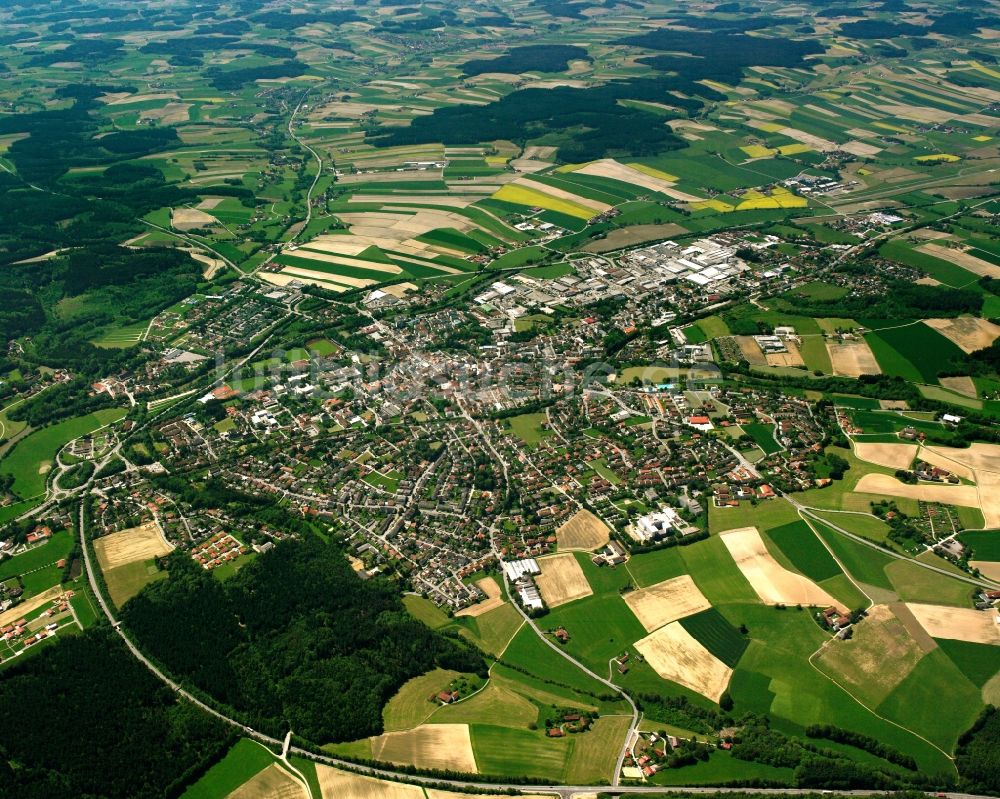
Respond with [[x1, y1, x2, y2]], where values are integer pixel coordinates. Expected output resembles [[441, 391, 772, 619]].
[[78, 502, 996, 799]]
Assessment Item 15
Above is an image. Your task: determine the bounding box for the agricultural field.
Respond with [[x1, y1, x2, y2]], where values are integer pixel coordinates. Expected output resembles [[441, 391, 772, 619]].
[[1, 0, 999, 794]]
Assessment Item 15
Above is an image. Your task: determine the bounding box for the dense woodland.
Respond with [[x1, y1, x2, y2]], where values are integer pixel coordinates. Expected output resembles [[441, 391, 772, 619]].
[[0, 629, 233, 799], [461, 44, 590, 76], [956, 706, 1000, 793], [121, 537, 486, 743], [374, 28, 822, 161]]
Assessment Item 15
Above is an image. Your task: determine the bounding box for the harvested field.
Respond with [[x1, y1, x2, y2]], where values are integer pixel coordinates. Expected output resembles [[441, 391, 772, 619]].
[[286, 249, 402, 273], [575, 159, 678, 194], [918, 447, 977, 481], [853, 442, 918, 471], [228, 763, 307, 799], [816, 604, 927, 704], [922, 442, 1000, 473], [187, 250, 226, 280], [907, 603, 1000, 645], [940, 376, 978, 398], [826, 337, 881, 377], [279, 267, 378, 289], [94, 521, 172, 571], [890, 601, 938, 653], [535, 553, 593, 608], [105, 92, 178, 105], [972, 562, 1000, 581], [924, 317, 1000, 354], [351, 194, 477, 209], [261, 272, 345, 292], [316, 766, 425, 799], [339, 171, 443, 184], [764, 340, 805, 368], [854, 474, 982, 516], [455, 577, 504, 618], [172, 208, 218, 230], [623, 575, 711, 633], [634, 621, 733, 702], [777, 126, 838, 152], [581, 224, 688, 253], [720, 527, 843, 610], [917, 243, 1000, 279], [735, 336, 768, 366], [556, 509, 610, 551], [841, 140, 882, 157], [370, 724, 477, 774], [139, 102, 191, 125]]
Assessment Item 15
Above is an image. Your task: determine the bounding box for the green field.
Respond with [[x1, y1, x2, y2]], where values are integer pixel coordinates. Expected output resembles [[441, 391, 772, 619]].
[[403, 594, 451, 629], [879, 240, 980, 288], [937, 638, 1000, 688], [742, 423, 781, 454], [727, 604, 953, 775], [1, 409, 127, 499], [470, 724, 572, 780], [0, 530, 74, 583], [181, 739, 276, 799], [959, 530, 1000, 561], [383, 668, 464, 731], [506, 412, 552, 446], [679, 608, 748, 668], [454, 602, 524, 656], [104, 559, 167, 608], [545, 591, 647, 672], [876, 649, 982, 752], [811, 521, 896, 590], [500, 625, 612, 697], [765, 521, 842, 582], [626, 546, 687, 588], [681, 536, 760, 605], [866, 324, 964, 383]]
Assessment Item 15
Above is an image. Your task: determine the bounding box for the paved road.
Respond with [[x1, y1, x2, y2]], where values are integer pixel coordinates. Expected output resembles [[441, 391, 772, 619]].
[[286, 95, 323, 244], [787, 495, 1000, 590]]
